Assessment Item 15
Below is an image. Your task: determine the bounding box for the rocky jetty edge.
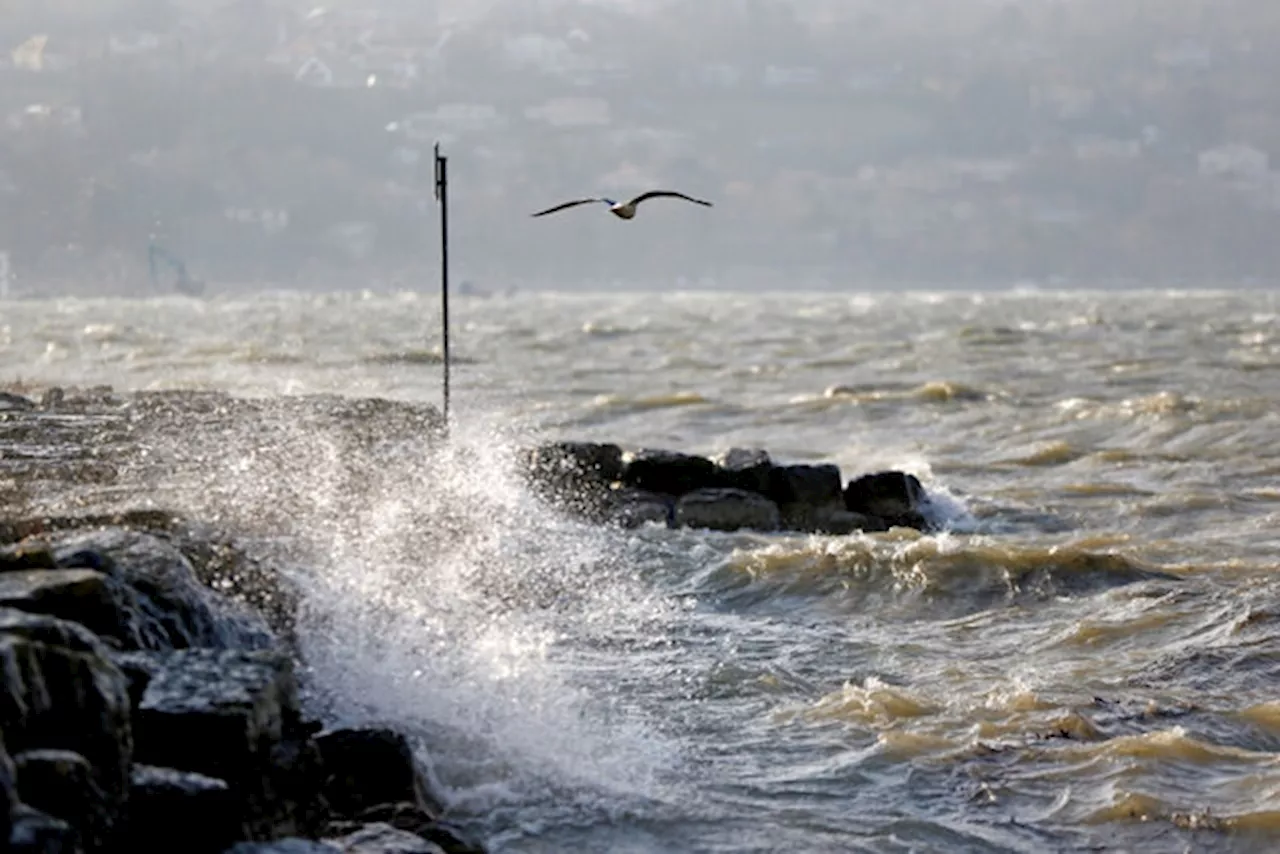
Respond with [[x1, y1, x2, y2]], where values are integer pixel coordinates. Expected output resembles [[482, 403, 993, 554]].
[[0, 385, 932, 853], [524, 442, 932, 535], [0, 508, 485, 854]]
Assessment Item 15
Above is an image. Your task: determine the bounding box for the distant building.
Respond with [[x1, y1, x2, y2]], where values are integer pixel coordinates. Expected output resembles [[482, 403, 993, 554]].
[[763, 65, 821, 88], [1155, 40, 1213, 71], [1074, 137, 1142, 161], [524, 97, 609, 128], [1198, 143, 1269, 181], [1031, 84, 1095, 120]]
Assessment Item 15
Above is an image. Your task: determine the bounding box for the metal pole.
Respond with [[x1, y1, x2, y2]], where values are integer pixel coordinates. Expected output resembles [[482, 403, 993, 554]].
[[434, 142, 450, 430]]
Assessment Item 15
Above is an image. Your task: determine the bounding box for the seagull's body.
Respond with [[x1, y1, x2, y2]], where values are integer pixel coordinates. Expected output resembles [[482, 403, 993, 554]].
[[532, 190, 713, 220]]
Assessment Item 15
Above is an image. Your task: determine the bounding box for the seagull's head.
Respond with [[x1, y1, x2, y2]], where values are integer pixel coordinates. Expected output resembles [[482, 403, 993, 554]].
[[601, 198, 618, 207]]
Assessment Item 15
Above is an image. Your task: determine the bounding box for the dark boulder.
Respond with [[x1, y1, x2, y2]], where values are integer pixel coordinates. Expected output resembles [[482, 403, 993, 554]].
[[607, 489, 674, 529], [133, 648, 300, 779], [0, 609, 132, 826], [314, 728, 439, 819], [523, 442, 624, 520], [525, 442, 623, 491], [675, 488, 780, 532], [0, 569, 141, 649], [711, 448, 774, 495], [766, 464, 844, 507], [48, 528, 267, 650], [843, 472, 928, 529], [766, 464, 845, 531], [133, 647, 326, 839], [620, 449, 718, 497], [108, 650, 162, 714], [126, 765, 238, 854], [13, 749, 112, 852]]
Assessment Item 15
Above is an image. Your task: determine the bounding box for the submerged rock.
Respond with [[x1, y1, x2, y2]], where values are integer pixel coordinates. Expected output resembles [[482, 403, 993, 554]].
[[327, 822, 445, 854], [346, 804, 483, 854], [224, 841, 340, 854], [675, 488, 780, 532]]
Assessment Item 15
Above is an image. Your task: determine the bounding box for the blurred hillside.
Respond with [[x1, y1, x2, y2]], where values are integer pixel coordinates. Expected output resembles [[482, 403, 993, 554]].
[[3, 0, 1280, 291]]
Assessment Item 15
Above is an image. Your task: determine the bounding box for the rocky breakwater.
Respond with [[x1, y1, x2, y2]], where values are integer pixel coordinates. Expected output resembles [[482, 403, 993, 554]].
[[0, 516, 483, 854], [524, 442, 933, 535]]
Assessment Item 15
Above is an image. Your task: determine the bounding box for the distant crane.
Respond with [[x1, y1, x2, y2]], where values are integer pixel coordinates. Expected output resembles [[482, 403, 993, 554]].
[[148, 238, 205, 296]]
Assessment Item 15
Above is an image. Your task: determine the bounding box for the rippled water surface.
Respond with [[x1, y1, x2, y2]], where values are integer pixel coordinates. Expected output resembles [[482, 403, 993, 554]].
[[4, 289, 1280, 853]]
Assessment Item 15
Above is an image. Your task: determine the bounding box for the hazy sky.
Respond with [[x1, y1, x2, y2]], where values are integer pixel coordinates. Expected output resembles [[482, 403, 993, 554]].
[[3, 0, 1279, 292]]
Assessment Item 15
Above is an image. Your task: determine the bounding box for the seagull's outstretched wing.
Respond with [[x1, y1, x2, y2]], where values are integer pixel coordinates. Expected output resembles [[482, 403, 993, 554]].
[[628, 190, 713, 208], [531, 198, 605, 217]]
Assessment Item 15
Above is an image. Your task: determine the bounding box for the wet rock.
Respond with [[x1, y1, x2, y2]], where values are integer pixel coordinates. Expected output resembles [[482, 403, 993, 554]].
[[13, 749, 113, 852], [328, 822, 445, 854], [810, 510, 888, 536], [711, 448, 774, 495], [262, 730, 330, 838], [608, 488, 674, 529], [314, 728, 438, 819], [766, 464, 844, 531], [126, 764, 238, 854], [843, 472, 927, 529], [620, 449, 718, 497], [0, 608, 131, 823], [224, 841, 340, 854], [133, 647, 326, 840], [0, 544, 57, 571], [675, 488, 780, 532], [0, 569, 140, 648], [767, 463, 844, 507], [9, 804, 78, 853], [108, 650, 161, 714], [524, 442, 623, 520], [525, 442, 623, 491], [165, 526, 298, 644], [345, 803, 483, 854], [133, 648, 300, 782], [48, 528, 256, 650]]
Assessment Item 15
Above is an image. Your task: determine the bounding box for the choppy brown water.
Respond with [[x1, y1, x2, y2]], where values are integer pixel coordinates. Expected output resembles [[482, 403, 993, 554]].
[[4, 288, 1280, 853]]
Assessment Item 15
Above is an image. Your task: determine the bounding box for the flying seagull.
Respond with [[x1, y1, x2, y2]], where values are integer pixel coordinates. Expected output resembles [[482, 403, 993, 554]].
[[531, 190, 713, 221]]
